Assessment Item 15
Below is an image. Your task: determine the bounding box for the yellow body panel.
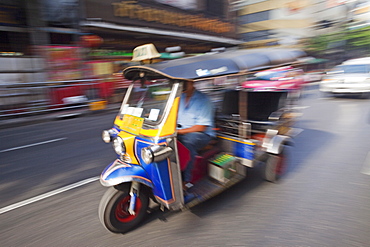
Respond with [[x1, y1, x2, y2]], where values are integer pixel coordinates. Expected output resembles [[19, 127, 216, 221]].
[[121, 114, 144, 135], [112, 96, 179, 163], [114, 115, 123, 127], [117, 131, 139, 165]]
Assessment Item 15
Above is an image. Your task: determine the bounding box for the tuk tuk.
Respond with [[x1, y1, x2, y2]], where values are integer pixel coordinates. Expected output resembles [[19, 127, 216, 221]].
[[98, 45, 306, 233]]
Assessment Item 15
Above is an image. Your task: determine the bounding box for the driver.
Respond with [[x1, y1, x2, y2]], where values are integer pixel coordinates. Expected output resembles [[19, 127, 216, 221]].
[[177, 80, 215, 189]]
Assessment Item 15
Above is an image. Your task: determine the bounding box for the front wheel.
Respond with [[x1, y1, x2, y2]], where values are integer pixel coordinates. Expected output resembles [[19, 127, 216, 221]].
[[263, 150, 287, 183], [99, 184, 149, 233]]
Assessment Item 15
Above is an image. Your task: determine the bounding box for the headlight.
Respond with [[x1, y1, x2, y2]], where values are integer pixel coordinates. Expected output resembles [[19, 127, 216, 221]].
[[102, 130, 112, 143], [102, 128, 118, 143], [113, 137, 126, 155], [141, 145, 173, 164], [141, 148, 154, 164]]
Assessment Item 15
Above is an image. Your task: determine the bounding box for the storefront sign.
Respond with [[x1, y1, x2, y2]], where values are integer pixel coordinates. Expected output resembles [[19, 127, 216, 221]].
[[112, 1, 233, 34]]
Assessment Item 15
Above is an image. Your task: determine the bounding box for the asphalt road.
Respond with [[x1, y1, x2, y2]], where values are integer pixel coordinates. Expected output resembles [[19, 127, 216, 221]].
[[1, 87, 370, 247]]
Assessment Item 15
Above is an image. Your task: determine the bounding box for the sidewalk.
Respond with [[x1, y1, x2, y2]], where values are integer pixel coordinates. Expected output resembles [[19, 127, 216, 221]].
[[0, 103, 120, 130]]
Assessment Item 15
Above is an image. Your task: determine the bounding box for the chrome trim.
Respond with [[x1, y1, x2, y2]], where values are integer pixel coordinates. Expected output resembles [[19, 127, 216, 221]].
[[156, 82, 180, 135], [118, 83, 134, 119]]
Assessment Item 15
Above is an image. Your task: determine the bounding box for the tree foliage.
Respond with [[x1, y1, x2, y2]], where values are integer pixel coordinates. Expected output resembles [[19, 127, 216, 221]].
[[305, 26, 370, 55]]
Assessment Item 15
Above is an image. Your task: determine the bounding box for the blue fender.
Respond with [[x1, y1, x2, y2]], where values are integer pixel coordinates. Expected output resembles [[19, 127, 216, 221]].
[[100, 159, 153, 188]]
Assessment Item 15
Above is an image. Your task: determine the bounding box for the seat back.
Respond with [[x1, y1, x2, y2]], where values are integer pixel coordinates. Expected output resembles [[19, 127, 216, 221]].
[[177, 140, 191, 171], [247, 91, 287, 121], [220, 90, 239, 116]]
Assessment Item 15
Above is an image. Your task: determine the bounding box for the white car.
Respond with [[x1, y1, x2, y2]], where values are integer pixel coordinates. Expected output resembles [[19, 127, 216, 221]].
[[320, 57, 370, 97]]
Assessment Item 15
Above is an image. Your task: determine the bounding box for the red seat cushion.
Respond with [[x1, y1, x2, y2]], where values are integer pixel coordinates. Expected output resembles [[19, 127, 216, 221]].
[[177, 141, 190, 171]]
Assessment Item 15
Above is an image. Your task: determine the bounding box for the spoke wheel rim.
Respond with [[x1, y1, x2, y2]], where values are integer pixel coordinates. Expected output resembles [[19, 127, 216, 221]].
[[115, 195, 142, 223]]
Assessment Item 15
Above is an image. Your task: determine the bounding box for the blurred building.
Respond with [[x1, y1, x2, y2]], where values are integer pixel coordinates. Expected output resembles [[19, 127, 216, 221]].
[[0, 0, 28, 54], [0, 0, 47, 83], [79, 0, 241, 56], [0, 0, 242, 83], [350, 1, 370, 28], [79, 0, 242, 77], [2, 0, 369, 84], [234, 0, 355, 48]]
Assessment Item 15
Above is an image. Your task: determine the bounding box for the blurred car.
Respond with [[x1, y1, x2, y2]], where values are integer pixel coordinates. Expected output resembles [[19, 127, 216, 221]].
[[301, 57, 328, 83], [242, 66, 305, 94], [303, 70, 325, 83], [320, 57, 370, 97]]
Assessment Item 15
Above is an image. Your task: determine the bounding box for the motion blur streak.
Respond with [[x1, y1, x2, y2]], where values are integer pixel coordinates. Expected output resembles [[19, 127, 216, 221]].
[[361, 151, 370, 175], [0, 177, 99, 214], [0, 138, 66, 153]]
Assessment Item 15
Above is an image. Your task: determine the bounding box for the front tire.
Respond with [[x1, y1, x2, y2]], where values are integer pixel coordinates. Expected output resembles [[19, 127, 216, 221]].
[[99, 184, 149, 233]]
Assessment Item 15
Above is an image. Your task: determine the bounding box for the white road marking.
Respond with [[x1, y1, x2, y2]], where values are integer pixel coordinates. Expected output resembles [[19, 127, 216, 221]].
[[0, 138, 66, 153], [361, 151, 370, 175], [0, 176, 99, 215]]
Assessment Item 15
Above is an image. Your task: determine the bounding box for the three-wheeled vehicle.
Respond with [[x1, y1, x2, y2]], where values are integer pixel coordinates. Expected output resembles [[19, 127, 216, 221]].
[[98, 46, 306, 233]]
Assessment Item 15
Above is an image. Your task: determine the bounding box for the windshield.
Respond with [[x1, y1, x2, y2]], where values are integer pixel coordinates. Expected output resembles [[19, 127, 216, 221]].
[[119, 79, 173, 125], [330, 64, 370, 74]]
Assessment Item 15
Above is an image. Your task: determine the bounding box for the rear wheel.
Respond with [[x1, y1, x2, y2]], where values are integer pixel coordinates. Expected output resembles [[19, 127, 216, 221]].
[[263, 150, 287, 183], [99, 184, 149, 233]]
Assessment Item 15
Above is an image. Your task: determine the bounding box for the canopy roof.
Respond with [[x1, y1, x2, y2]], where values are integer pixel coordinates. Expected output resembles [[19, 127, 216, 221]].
[[123, 48, 307, 81]]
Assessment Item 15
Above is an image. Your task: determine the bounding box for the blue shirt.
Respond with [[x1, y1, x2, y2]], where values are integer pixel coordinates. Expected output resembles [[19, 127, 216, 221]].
[[177, 90, 215, 137]]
